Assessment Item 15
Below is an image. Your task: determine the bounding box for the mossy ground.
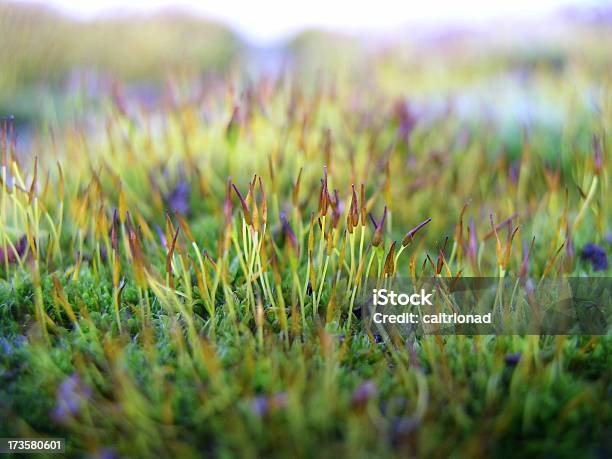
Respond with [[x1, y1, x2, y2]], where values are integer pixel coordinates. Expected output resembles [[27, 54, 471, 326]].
[[1, 20, 611, 458]]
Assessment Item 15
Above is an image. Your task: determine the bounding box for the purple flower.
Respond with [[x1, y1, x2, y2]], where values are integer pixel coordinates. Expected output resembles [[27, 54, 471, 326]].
[[250, 396, 268, 417], [0, 335, 25, 357], [51, 374, 91, 422], [249, 391, 288, 417], [0, 235, 28, 264], [581, 243, 608, 272], [351, 380, 377, 410], [505, 352, 521, 366], [393, 100, 417, 142], [390, 416, 420, 445], [93, 447, 121, 459], [155, 225, 167, 249], [165, 181, 190, 216], [509, 161, 520, 185], [270, 392, 288, 410]]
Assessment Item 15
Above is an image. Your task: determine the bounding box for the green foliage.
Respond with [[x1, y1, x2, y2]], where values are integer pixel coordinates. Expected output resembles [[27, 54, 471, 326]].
[[0, 9, 611, 457]]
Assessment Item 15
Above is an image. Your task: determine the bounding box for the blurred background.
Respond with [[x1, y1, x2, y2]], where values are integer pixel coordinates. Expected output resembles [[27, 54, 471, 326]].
[[1, 0, 610, 140]]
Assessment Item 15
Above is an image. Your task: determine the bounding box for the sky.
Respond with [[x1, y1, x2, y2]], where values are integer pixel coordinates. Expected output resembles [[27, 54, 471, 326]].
[[20, 0, 597, 44]]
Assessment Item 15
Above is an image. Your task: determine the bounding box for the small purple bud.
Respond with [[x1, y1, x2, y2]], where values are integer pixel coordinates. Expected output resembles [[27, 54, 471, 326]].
[[155, 225, 167, 249], [351, 380, 377, 410], [165, 180, 190, 216], [505, 352, 521, 366], [52, 374, 91, 422], [250, 396, 268, 417], [581, 243, 608, 272]]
